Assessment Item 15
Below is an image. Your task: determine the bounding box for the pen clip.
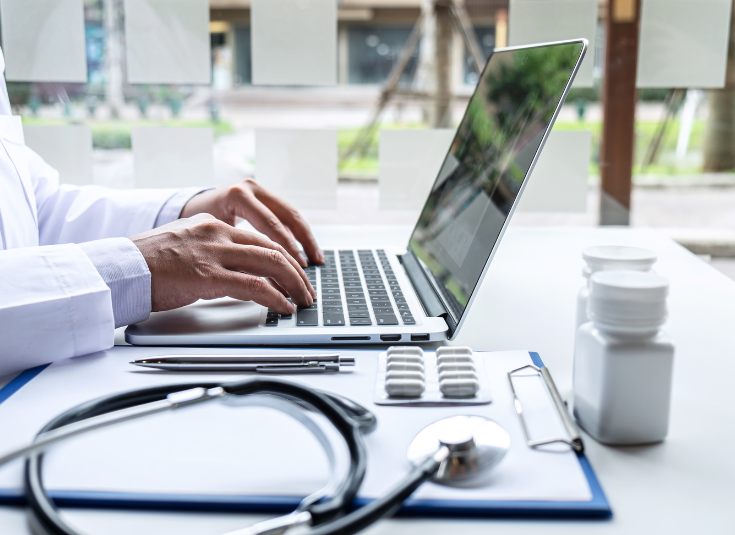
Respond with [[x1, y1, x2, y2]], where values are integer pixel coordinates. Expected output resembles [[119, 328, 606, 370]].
[[255, 364, 332, 374]]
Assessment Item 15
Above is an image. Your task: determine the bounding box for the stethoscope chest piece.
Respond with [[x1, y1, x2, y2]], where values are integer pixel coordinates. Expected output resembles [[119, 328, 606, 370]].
[[407, 415, 510, 484]]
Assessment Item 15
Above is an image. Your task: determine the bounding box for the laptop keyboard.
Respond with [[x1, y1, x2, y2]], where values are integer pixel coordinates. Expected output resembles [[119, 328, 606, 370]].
[[265, 249, 415, 327]]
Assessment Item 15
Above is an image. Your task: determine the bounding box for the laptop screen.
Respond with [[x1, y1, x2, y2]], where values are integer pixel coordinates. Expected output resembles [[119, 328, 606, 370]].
[[408, 41, 585, 323]]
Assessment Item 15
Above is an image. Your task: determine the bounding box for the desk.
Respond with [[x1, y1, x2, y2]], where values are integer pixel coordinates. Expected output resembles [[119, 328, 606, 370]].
[[2, 226, 734, 534]]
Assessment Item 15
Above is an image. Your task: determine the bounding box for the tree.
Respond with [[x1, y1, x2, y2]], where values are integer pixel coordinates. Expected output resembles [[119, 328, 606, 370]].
[[703, 1, 735, 172]]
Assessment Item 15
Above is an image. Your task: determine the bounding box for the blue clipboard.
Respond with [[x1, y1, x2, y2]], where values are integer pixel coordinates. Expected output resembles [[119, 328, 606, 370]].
[[0, 352, 611, 519]]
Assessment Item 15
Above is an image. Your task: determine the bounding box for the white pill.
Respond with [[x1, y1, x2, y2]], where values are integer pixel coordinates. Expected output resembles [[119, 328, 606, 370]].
[[386, 370, 425, 382], [387, 346, 424, 357], [387, 362, 424, 374], [438, 371, 477, 382], [436, 355, 474, 365], [437, 363, 475, 374], [387, 354, 424, 365], [386, 378, 425, 398], [439, 378, 480, 399], [436, 346, 473, 358]]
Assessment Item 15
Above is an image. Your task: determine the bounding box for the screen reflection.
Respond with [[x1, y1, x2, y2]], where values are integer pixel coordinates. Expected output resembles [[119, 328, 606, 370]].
[[408, 41, 584, 320]]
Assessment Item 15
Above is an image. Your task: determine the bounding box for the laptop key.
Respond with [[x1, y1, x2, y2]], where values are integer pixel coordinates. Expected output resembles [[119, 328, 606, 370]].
[[373, 307, 394, 314], [400, 310, 414, 318], [346, 298, 366, 305], [375, 314, 399, 325], [265, 316, 279, 326], [322, 288, 341, 294], [349, 317, 372, 326], [348, 304, 368, 311], [371, 301, 392, 307], [402, 316, 416, 325], [348, 310, 370, 317], [345, 292, 364, 299], [296, 309, 318, 326], [322, 283, 340, 289], [323, 314, 345, 326], [323, 306, 344, 314], [397, 303, 411, 310]]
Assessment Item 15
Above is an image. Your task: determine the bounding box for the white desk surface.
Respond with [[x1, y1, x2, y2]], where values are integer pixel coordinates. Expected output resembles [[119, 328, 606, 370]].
[[2, 225, 734, 534]]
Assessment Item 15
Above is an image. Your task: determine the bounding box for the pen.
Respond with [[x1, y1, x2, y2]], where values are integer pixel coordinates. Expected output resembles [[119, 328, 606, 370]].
[[130, 354, 355, 373]]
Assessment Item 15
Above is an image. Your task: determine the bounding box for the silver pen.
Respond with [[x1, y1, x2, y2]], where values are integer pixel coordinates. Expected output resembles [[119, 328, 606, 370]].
[[130, 354, 355, 373]]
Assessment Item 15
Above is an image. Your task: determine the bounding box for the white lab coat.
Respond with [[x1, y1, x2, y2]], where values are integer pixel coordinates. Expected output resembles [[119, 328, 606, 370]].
[[0, 50, 179, 377]]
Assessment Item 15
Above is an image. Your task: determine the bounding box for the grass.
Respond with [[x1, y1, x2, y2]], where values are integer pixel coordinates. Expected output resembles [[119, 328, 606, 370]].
[[20, 117, 235, 150], [338, 119, 715, 177]]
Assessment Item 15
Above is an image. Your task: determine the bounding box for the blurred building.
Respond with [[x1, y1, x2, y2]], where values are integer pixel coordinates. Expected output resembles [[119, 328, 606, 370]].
[[209, 0, 509, 89]]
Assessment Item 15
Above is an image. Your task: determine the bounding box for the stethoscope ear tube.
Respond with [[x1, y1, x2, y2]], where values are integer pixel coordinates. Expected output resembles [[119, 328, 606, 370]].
[[308, 447, 449, 535]]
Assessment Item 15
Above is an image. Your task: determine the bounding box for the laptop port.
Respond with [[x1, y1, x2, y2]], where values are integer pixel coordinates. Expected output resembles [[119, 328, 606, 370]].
[[411, 334, 430, 341], [380, 334, 402, 342], [331, 336, 371, 341]]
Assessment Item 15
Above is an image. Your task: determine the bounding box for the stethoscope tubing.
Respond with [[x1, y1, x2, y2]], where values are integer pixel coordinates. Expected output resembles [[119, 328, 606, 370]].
[[19, 378, 375, 535]]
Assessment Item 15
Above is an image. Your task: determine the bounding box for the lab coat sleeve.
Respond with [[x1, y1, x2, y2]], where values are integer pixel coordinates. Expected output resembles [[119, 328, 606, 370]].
[[0, 244, 114, 377]]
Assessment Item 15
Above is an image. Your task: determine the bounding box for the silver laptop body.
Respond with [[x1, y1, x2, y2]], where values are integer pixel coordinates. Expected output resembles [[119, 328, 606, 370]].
[[126, 39, 587, 347]]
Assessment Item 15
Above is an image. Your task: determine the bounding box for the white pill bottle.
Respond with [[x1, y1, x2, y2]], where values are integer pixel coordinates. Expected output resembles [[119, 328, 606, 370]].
[[576, 246, 657, 330], [573, 271, 675, 445]]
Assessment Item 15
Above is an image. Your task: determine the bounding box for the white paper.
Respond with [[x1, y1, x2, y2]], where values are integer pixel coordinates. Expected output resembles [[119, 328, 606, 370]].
[[251, 0, 337, 86], [132, 127, 214, 188], [379, 129, 455, 211], [516, 130, 591, 213], [0, 349, 591, 503], [124, 0, 211, 85], [508, 0, 598, 87], [255, 129, 338, 209], [637, 0, 732, 88], [23, 125, 93, 186], [0, 0, 87, 83]]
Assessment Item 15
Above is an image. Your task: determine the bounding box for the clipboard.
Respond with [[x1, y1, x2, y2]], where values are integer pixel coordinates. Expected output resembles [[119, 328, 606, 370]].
[[0, 350, 611, 519]]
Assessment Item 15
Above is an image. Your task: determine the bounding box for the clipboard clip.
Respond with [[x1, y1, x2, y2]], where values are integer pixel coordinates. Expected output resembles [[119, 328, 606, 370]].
[[507, 364, 584, 454]]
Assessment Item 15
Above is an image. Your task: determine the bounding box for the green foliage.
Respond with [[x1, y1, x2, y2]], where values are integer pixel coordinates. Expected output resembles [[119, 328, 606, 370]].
[[20, 117, 235, 150]]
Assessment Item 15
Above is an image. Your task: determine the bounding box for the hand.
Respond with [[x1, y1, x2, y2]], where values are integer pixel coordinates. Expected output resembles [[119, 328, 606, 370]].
[[180, 179, 324, 267], [130, 214, 315, 315]]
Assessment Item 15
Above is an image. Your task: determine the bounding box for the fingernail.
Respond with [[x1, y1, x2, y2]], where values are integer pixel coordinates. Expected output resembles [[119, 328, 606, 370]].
[[290, 302, 297, 313]]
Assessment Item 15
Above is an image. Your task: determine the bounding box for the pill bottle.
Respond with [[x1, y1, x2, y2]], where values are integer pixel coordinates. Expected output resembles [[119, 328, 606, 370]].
[[576, 246, 657, 330], [573, 270, 674, 445]]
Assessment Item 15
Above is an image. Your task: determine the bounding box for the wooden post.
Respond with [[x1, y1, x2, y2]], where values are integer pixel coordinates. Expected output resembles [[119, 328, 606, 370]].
[[599, 0, 641, 225], [433, 0, 454, 128]]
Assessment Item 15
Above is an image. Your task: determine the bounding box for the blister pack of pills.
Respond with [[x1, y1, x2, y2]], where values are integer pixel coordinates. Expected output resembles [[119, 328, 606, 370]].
[[374, 346, 492, 406]]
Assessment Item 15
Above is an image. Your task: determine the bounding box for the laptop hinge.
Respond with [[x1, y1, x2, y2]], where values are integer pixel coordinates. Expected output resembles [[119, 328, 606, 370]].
[[399, 250, 456, 338]]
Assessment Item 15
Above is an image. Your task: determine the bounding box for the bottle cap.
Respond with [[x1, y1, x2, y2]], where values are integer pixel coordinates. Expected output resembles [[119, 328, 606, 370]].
[[582, 246, 657, 278], [588, 270, 669, 329]]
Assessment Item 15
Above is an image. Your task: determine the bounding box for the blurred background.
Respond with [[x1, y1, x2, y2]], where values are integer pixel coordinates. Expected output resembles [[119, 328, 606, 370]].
[[3, 0, 735, 277]]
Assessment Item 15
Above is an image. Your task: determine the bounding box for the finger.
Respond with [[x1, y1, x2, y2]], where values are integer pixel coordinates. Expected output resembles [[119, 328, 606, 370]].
[[222, 244, 313, 307], [267, 277, 288, 297], [232, 192, 309, 267], [216, 271, 296, 315], [249, 183, 324, 264], [229, 228, 315, 299]]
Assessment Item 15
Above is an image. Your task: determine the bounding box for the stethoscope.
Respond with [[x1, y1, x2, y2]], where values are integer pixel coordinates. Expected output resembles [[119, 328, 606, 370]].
[[0, 378, 510, 535]]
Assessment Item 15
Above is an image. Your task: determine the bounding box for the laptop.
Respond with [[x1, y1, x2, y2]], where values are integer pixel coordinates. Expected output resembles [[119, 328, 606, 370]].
[[126, 39, 587, 347]]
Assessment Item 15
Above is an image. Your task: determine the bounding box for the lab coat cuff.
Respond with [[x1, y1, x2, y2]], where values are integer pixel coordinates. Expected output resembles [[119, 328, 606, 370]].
[[154, 187, 213, 227], [79, 238, 152, 328]]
